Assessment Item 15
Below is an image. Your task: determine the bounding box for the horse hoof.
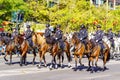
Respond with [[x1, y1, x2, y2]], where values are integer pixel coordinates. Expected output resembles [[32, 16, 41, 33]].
[[37, 65, 41, 68], [90, 70, 94, 73], [81, 64, 84, 66], [74, 68, 77, 71], [68, 63, 71, 68], [87, 68, 90, 71], [4, 57, 8, 62], [49, 65, 53, 70], [20, 64, 22, 66], [55, 65, 58, 69], [44, 64, 47, 67]]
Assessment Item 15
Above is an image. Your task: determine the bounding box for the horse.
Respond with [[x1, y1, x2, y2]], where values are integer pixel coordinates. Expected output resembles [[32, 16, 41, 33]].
[[4, 37, 17, 65], [32, 32, 71, 69], [49, 38, 72, 70], [32, 32, 49, 68], [71, 32, 91, 71], [87, 39, 110, 72], [13, 35, 35, 66]]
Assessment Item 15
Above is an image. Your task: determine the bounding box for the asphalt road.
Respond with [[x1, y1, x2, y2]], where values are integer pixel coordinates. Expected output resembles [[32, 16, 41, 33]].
[[0, 53, 120, 80]]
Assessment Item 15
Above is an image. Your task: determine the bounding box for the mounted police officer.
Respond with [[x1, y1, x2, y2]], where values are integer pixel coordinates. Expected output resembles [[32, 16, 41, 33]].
[[11, 27, 19, 39], [44, 23, 54, 44], [24, 25, 33, 47], [94, 25, 106, 53], [117, 31, 120, 38], [78, 24, 88, 50], [107, 28, 115, 48], [54, 24, 64, 51]]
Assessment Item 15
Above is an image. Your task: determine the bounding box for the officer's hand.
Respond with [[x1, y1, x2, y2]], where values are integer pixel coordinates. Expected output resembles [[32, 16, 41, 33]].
[[24, 37, 26, 40], [80, 38, 82, 40], [55, 38, 58, 40], [11, 37, 13, 40], [96, 40, 98, 42]]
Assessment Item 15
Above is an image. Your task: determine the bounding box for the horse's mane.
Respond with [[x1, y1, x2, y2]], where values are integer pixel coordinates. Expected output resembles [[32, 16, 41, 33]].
[[72, 32, 80, 44]]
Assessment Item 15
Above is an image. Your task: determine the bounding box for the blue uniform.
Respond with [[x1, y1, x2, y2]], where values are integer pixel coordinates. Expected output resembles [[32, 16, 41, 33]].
[[45, 28, 51, 38], [107, 31, 114, 48], [55, 29, 64, 50], [44, 28, 55, 44], [11, 31, 19, 39], [2, 32, 11, 44], [94, 30, 105, 50], [24, 29, 33, 47], [118, 33, 120, 38], [78, 28, 88, 43]]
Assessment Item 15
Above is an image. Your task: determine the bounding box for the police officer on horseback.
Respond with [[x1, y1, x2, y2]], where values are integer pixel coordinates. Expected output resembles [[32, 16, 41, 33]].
[[44, 23, 53, 44], [107, 28, 115, 48], [24, 25, 33, 47], [94, 25, 106, 53], [54, 24, 64, 51], [78, 24, 88, 50], [11, 27, 19, 39], [117, 31, 120, 38]]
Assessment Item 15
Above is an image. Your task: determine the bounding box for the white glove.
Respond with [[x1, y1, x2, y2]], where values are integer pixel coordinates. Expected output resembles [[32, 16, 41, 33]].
[[96, 40, 98, 42], [11, 37, 13, 40], [55, 38, 58, 40], [24, 37, 26, 40], [80, 38, 82, 40]]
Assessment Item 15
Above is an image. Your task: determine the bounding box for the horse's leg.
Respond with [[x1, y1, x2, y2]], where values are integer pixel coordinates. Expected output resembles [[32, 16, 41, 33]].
[[24, 54, 27, 66], [95, 56, 99, 68], [61, 52, 64, 68], [4, 52, 8, 62], [50, 53, 57, 70], [43, 55, 47, 67], [58, 51, 64, 68], [10, 52, 12, 65], [74, 55, 78, 71], [20, 56, 23, 66], [87, 55, 91, 71], [20, 51, 26, 66], [79, 53, 84, 66], [103, 52, 107, 71], [38, 51, 42, 68], [32, 48, 36, 65], [65, 50, 71, 68]]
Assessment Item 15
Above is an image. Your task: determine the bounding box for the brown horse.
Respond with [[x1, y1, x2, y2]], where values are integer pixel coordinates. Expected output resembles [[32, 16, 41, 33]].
[[71, 32, 91, 71], [14, 35, 34, 66], [87, 39, 110, 72], [49, 40, 72, 69], [32, 32, 49, 68], [32, 33, 71, 69], [4, 38, 17, 65]]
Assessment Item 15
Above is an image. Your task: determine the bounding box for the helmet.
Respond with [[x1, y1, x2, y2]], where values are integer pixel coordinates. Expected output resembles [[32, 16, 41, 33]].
[[96, 25, 101, 28], [46, 23, 50, 28], [26, 25, 30, 28], [109, 28, 112, 31], [13, 27, 16, 30], [80, 24, 85, 28], [57, 24, 61, 28]]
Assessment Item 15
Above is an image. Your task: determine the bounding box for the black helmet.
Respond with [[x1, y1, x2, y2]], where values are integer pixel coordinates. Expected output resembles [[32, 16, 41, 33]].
[[13, 27, 16, 30], [46, 23, 50, 28], [57, 24, 61, 28], [109, 28, 112, 31], [26, 25, 30, 28], [80, 24, 85, 28], [96, 25, 101, 28]]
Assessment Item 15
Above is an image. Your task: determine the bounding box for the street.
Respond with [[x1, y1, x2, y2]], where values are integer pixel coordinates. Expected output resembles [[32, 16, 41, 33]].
[[0, 53, 120, 80]]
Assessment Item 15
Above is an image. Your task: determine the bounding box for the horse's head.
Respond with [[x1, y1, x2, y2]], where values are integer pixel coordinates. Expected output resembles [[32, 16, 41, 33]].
[[14, 35, 24, 46], [71, 32, 79, 45]]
